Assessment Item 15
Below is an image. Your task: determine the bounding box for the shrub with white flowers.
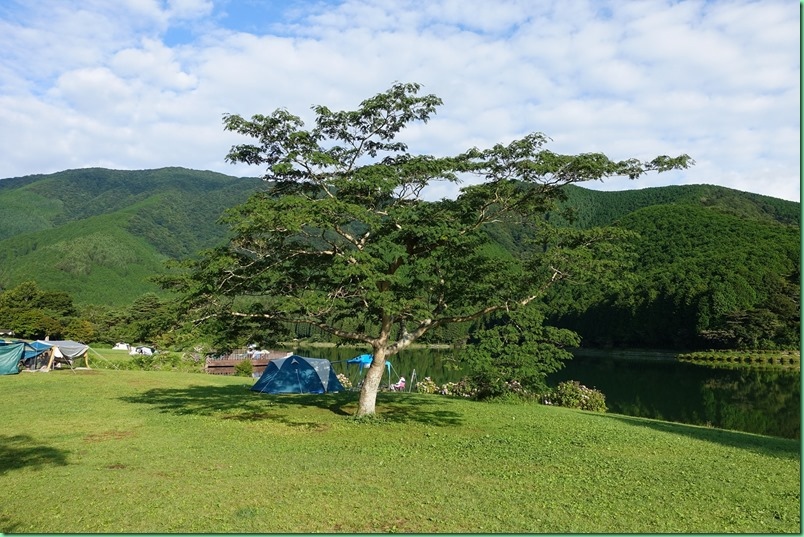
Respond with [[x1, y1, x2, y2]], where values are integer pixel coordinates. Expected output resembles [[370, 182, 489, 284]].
[[336, 373, 352, 389], [415, 377, 439, 394], [542, 380, 607, 412]]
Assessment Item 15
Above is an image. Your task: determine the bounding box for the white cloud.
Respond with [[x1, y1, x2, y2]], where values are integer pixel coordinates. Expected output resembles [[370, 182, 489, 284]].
[[111, 38, 198, 90], [0, 0, 798, 203]]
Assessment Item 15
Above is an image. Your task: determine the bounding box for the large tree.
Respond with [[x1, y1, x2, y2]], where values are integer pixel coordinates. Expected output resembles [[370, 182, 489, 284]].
[[169, 83, 691, 415]]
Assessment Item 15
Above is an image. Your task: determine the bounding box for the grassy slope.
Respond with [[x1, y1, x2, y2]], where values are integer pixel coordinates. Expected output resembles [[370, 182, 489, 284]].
[[0, 370, 799, 533]]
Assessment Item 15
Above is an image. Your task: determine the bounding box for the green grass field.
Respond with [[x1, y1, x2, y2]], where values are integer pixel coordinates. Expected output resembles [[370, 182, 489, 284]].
[[1, 368, 800, 533]]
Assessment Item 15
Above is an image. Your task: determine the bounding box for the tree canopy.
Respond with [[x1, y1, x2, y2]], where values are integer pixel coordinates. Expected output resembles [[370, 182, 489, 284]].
[[168, 82, 692, 415]]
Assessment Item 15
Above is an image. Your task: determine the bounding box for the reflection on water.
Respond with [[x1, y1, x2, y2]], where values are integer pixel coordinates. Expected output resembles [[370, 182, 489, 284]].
[[300, 346, 800, 439], [549, 352, 800, 439]]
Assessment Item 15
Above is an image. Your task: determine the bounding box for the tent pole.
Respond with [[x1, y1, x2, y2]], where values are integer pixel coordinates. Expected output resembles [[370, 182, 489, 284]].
[[89, 346, 117, 370]]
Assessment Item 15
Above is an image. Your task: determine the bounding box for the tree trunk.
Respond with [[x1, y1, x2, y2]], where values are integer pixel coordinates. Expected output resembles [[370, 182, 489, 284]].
[[356, 348, 388, 416]]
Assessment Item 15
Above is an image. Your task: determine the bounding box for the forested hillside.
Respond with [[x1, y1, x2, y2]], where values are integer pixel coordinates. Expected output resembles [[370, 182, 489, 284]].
[[551, 184, 800, 228], [0, 167, 798, 351], [0, 168, 261, 303], [547, 203, 800, 349]]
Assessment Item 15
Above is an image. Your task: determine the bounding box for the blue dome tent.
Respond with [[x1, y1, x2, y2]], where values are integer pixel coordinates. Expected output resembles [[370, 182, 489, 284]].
[[251, 355, 343, 394]]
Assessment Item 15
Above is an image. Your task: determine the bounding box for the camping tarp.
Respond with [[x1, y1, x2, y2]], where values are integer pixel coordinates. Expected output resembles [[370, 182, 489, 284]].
[[0, 342, 24, 375], [33, 340, 90, 368], [26, 341, 52, 360], [251, 355, 344, 394], [347, 354, 391, 372], [38, 340, 89, 359]]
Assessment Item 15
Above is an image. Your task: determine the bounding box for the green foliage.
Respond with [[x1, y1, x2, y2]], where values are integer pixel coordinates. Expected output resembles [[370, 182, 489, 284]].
[[438, 378, 476, 398], [677, 349, 800, 369], [0, 281, 77, 339], [463, 306, 580, 399], [233, 359, 253, 377], [550, 183, 800, 229], [544, 380, 608, 412], [127, 351, 201, 372], [63, 318, 96, 342], [549, 204, 800, 349], [1, 88, 797, 359]]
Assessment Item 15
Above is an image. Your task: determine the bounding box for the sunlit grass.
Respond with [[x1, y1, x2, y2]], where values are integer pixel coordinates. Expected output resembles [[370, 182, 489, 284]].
[[0, 369, 799, 533]]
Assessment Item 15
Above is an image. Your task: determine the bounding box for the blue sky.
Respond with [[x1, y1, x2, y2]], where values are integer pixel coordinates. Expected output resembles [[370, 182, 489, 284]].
[[0, 0, 799, 201]]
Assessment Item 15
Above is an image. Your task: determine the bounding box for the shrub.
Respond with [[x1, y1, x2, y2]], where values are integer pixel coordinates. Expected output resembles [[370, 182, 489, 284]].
[[439, 378, 476, 398], [542, 380, 607, 412], [129, 351, 193, 372], [416, 377, 439, 394], [233, 359, 253, 377], [337, 373, 352, 389]]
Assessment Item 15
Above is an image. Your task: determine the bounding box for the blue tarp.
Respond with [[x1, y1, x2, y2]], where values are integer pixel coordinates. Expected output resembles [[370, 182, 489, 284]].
[[346, 354, 391, 372], [0, 342, 24, 375], [25, 341, 52, 361], [0, 340, 48, 372]]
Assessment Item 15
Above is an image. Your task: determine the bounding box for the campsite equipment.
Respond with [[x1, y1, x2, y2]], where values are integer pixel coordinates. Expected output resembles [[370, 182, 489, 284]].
[[346, 354, 395, 389], [0, 342, 25, 374], [0, 340, 55, 373], [390, 376, 406, 391], [251, 355, 344, 394], [22, 340, 91, 370], [37, 340, 90, 369], [0, 340, 91, 372], [23, 341, 54, 369]]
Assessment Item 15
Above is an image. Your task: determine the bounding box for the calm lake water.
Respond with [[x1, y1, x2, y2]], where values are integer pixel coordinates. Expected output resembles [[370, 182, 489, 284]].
[[299, 346, 800, 439]]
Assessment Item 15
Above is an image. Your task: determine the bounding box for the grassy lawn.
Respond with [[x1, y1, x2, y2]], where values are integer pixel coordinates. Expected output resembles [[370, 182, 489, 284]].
[[1, 369, 799, 533]]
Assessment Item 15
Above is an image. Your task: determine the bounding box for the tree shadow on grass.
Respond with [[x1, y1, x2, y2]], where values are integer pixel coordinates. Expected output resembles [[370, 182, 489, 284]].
[[0, 513, 22, 534], [120, 384, 463, 427], [0, 434, 70, 475], [592, 413, 800, 460]]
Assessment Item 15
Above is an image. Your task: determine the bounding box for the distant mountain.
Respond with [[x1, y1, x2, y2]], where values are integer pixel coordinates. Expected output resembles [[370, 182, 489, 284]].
[[552, 183, 800, 228], [0, 167, 798, 313], [0, 167, 262, 304]]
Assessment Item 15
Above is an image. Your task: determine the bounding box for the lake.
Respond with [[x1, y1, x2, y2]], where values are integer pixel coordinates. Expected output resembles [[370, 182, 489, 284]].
[[297, 346, 800, 439]]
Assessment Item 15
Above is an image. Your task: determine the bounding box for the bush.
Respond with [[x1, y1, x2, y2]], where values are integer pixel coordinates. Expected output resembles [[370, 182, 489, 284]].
[[131, 352, 179, 370], [127, 351, 198, 372], [439, 378, 476, 398], [416, 377, 439, 394], [233, 359, 253, 377], [542, 381, 607, 412], [337, 373, 352, 389]]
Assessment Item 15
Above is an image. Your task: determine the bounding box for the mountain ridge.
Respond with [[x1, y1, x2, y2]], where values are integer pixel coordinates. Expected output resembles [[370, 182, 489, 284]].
[[0, 167, 798, 306]]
